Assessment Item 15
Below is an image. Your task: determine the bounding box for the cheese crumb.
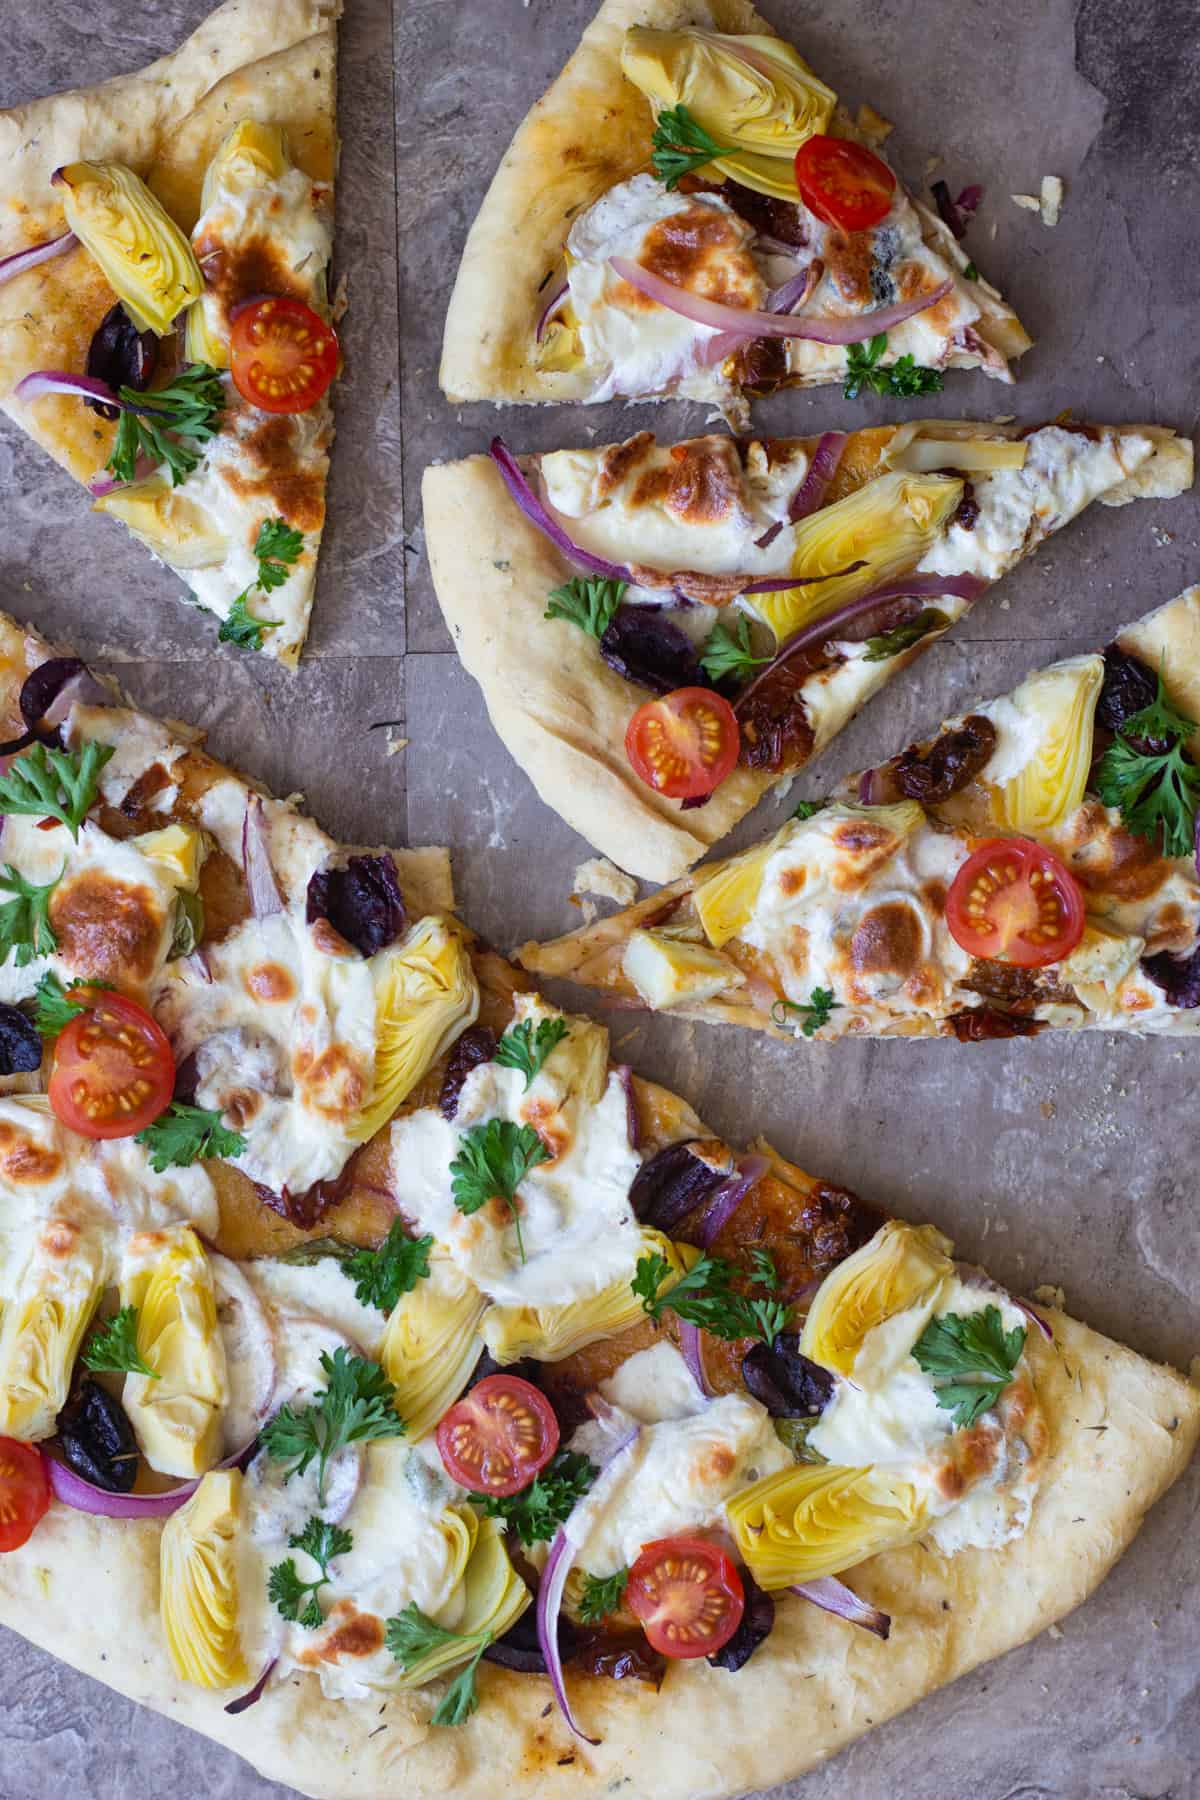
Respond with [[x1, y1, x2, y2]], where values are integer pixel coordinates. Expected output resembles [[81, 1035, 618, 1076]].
[[573, 857, 638, 908], [1040, 175, 1064, 227], [856, 104, 894, 146], [1033, 1284, 1066, 1312], [1011, 193, 1041, 212]]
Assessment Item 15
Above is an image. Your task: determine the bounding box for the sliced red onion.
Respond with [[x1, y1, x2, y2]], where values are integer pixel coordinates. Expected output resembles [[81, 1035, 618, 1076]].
[[610, 256, 952, 348], [754, 520, 784, 551], [0, 231, 78, 288], [790, 432, 848, 523], [614, 1064, 639, 1150], [755, 233, 806, 260], [46, 1436, 258, 1520], [14, 370, 125, 408], [241, 795, 284, 918], [957, 185, 983, 216], [87, 453, 156, 497], [42, 667, 112, 733], [792, 1576, 891, 1639], [535, 279, 569, 344], [489, 439, 633, 583], [224, 1658, 278, 1715], [738, 564, 866, 595], [697, 1154, 769, 1250], [857, 765, 895, 805], [678, 1321, 710, 1395]]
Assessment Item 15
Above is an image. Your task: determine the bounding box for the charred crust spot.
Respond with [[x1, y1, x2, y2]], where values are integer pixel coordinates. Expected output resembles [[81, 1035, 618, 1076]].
[[243, 960, 297, 1002], [0, 1124, 63, 1185], [778, 865, 807, 897], [194, 233, 311, 325], [850, 901, 924, 976], [701, 1443, 737, 1481], [1065, 806, 1170, 903], [50, 872, 162, 984], [521, 1095, 568, 1161], [300, 1608, 385, 1664], [292, 1043, 367, 1121], [629, 435, 743, 527], [597, 431, 656, 497], [823, 229, 876, 307], [635, 202, 759, 309], [220, 413, 326, 534], [41, 1218, 79, 1256], [833, 820, 893, 854]]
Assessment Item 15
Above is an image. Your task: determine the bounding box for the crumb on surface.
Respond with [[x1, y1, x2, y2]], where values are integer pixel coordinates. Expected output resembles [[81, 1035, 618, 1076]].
[[573, 856, 638, 907]]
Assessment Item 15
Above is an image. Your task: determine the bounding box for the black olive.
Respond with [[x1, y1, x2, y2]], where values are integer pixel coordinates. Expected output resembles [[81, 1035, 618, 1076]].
[[0, 1004, 42, 1076], [59, 1379, 139, 1493]]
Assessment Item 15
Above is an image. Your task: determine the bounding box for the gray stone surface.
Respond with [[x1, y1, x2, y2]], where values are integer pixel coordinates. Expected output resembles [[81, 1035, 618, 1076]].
[[1, 1, 1199, 1797]]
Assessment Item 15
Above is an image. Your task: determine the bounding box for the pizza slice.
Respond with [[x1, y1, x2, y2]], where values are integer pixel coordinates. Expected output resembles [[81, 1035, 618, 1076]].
[[0, 968, 1194, 1799], [523, 582, 1200, 1042], [424, 417, 1191, 882], [442, 0, 1032, 416], [0, 0, 343, 665]]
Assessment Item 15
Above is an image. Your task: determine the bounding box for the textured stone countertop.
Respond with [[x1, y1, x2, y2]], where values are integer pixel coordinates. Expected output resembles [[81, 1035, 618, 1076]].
[[1, 1, 1199, 1797]]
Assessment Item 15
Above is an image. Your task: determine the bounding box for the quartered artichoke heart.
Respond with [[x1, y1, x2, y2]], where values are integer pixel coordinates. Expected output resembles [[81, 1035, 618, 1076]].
[[392, 1516, 529, 1689], [692, 825, 791, 949], [132, 822, 209, 891], [0, 1225, 104, 1442], [186, 121, 296, 367], [727, 1461, 929, 1587], [483, 1228, 699, 1363], [94, 476, 228, 568], [882, 424, 1029, 475], [988, 655, 1104, 836], [621, 27, 836, 200], [53, 162, 203, 337], [161, 1468, 247, 1688], [622, 930, 744, 1010], [379, 1252, 487, 1441], [121, 1226, 227, 1479], [349, 918, 480, 1145], [744, 472, 965, 645], [800, 1220, 954, 1377]]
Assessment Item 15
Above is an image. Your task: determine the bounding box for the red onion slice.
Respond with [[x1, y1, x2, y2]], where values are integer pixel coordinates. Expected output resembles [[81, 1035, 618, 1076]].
[[224, 1658, 278, 1715], [790, 432, 848, 523], [489, 439, 633, 583], [678, 1321, 710, 1395], [697, 1154, 769, 1250], [697, 266, 822, 368], [14, 370, 125, 408], [614, 1064, 639, 1150], [45, 1436, 259, 1520], [610, 256, 952, 348], [792, 1576, 891, 1639], [857, 764, 897, 806], [0, 231, 78, 288], [88, 453, 157, 497], [535, 279, 569, 344], [241, 795, 284, 918]]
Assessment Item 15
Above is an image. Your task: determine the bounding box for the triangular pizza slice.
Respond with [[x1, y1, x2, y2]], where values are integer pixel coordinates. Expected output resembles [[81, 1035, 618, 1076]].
[[0, 0, 343, 665], [425, 417, 1191, 883], [442, 0, 1031, 415], [523, 581, 1200, 1041]]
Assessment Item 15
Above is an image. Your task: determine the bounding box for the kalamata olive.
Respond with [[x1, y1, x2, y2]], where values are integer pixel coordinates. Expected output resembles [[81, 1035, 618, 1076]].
[[894, 713, 997, 804], [1097, 645, 1159, 737], [741, 1335, 836, 1418], [59, 1379, 139, 1493], [0, 1004, 42, 1076], [305, 854, 406, 957], [708, 1568, 775, 1671], [439, 1024, 497, 1119], [598, 605, 709, 697], [85, 302, 157, 420], [628, 1141, 730, 1234], [1141, 942, 1200, 1008]]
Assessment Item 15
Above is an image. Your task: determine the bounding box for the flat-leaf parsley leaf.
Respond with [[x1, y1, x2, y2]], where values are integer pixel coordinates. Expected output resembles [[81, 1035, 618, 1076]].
[[0, 740, 114, 837], [468, 1447, 596, 1546], [700, 616, 772, 685], [0, 864, 61, 967], [1093, 668, 1200, 858], [268, 1517, 354, 1630], [770, 986, 839, 1037], [134, 1102, 246, 1172], [493, 1016, 569, 1089], [633, 1249, 789, 1344], [449, 1119, 549, 1265], [344, 1221, 433, 1313], [544, 576, 625, 639], [843, 333, 944, 402], [261, 1346, 406, 1503], [106, 363, 224, 488], [651, 105, 732, 190], [82, 1304, 158, 1380], [912, 1304, 1026, 1428]]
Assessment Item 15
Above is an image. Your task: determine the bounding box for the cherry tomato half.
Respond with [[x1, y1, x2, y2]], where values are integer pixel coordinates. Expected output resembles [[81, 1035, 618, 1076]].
[[625, 687, 741, 801], [0, 1438, 49, 1552], [229, 296, 339, 414], [48, 988, 175, 1139], [436, 1374, 559, 1498], [945, 837, 1086, 969], [794, 135, 896, 232], [626, 1535, 744, 1660]]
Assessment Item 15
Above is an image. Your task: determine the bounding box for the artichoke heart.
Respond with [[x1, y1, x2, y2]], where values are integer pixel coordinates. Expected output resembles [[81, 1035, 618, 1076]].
[[200, 120, 290, 211], [800, 1220, 954, 1377], [54, 162, 203, 337], [0, 1226, 104, 1442], [350, 918, 480, 1144], [693, 826, 791, 949], [727, 1461, 928, 1587], [94, 477, 228, 570], [393, 1517, 529, 1689], [131, 822, 208, 890], [621, 27, 836, 201], [121, 1226, 227, 1478], [160, 1469, 247, 1688], [746, 472, 964, 645], [483, 1229, 699, 1363], [883, 425, 1029, 475], [622, 929, 743, 1010], [380, 1252, 487, 1441], [989, 654, 1104, 837]]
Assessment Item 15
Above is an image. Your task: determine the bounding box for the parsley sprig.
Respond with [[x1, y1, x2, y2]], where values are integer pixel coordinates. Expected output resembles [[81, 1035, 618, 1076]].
[[843, 333, 944, 402], [544, 576, 625, 639], [578, 1566, 628, 1625], [219, 517, 301, 651], [468, 1447, 596, 1546], [493, 1016, 569, 1090], [651, 104, 732, 190], [33, 971, 113, 1037], [343, 1221, 433, 1314], [262, 1348, 405, 1503], [862, 607, 950, 663], [82, 1304, 158, 1380], [0, 865, 61, 967], [633, 1246, 789, 1344], [134, 1102, 246, 1172], [791, 799, 825, 821], [106, 363, 225, 487], [700, 616, 772, 685], [770, 986, 840, 1038], [268, 1517, 354, 1630], [912, 1305, 1026, 1429], [0, 740, 114, 837], [218, 594, 282, 652], [385, 1604, 492, 1727], [449, 1120, 549, 1265], [1093, 669, 1200, 858]]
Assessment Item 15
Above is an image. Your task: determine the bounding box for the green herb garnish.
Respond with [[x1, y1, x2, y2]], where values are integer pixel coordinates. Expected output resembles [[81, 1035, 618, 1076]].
[[106, 363, 224, 488], [544, 576, 625, 639], [578, 1567, 629, 1625], [261, 1347, 406, 1503], [770, 986, 839, 1037], [862, 607, 950, 663], [344, 1221, 433, 1314], [268, 1517, 354, 1630], [790, 799, 824, 821], [1093, 669, 1200, 858], [384, 1604, 491, 1727], [963, 261, 979, 281], [168, 890, 204, 960], [32, 971, 113, 1036], [82, 1304, 158, 1380], [252, 517, 305, 590], [843, 333, 944, 401], [651, 104, 732, 190], [449, 1120, 549, 1266], [699, 615, 772, 685], [0, 865, 61, 968], [493, 1016, 569, 1089], [218, 594, 282, 653], [633, 1248, 789, 1344], [912, 1304, 1026, 1429], [468, 1448, 596, 1547], [0, 740, 114, 837], [134, 1102, 246, 1172]]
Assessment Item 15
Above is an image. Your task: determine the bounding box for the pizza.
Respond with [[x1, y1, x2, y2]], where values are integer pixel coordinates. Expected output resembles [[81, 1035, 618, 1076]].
[[0, 0, 343, 665], [522, 582, 1200, 1042], [424, 418, 1192, 882], [441, 0, 1033, 417], [0, 607, 1195, 1800]]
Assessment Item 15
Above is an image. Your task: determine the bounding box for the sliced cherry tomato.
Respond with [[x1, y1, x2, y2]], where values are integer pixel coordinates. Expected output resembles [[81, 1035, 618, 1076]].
[[625, 687, 740, 801], [794, 134, 896, 232], [48, 988, 175, 1139], [625, 1535, 744, 1660], [945, 837, 1086, 969], [0, 1438, 49, 1552], [229, 296, 339, 414], [436, 1374, 559, 1497]]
